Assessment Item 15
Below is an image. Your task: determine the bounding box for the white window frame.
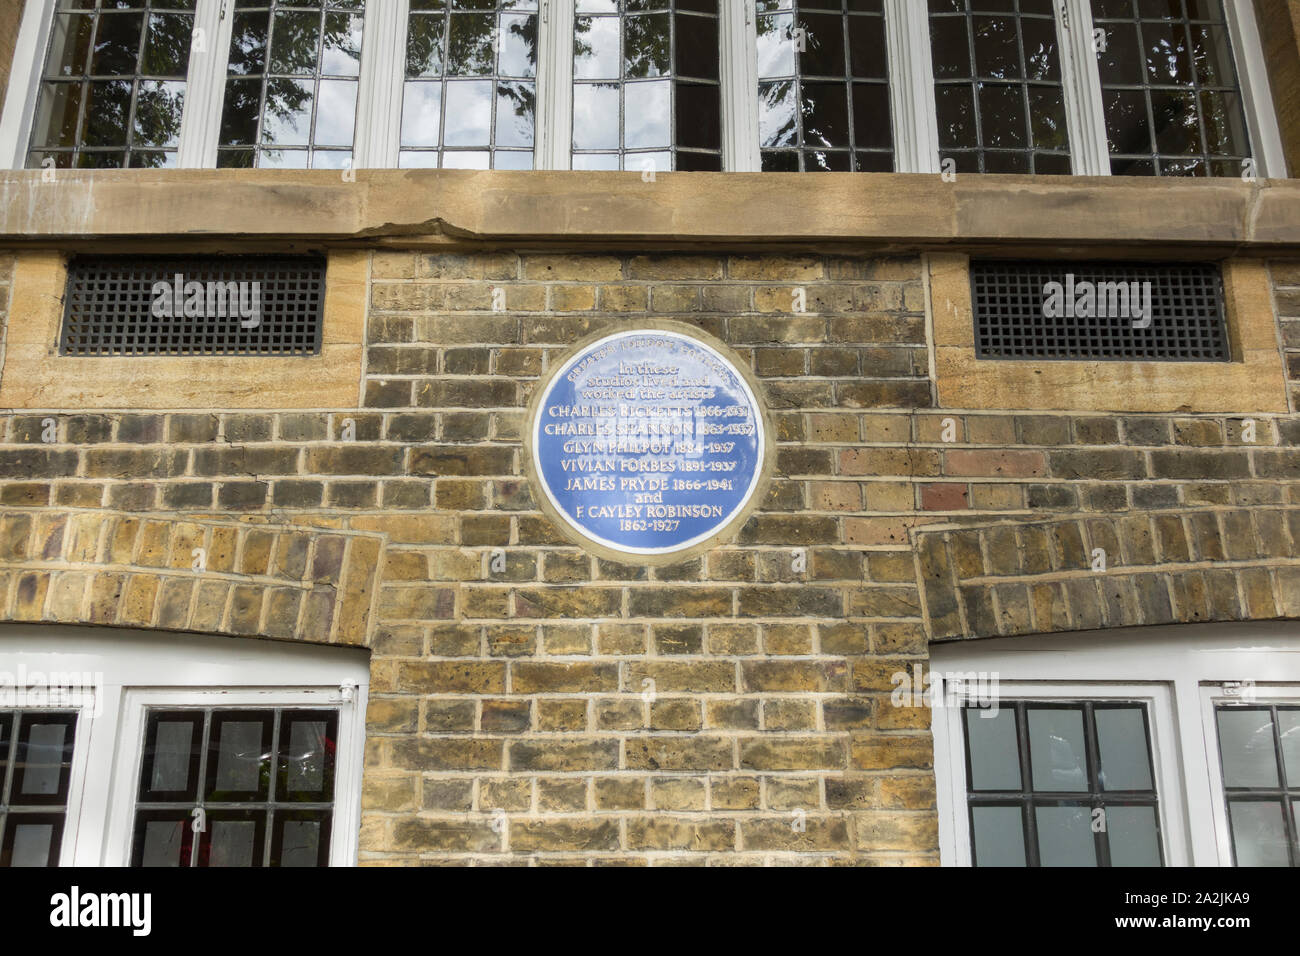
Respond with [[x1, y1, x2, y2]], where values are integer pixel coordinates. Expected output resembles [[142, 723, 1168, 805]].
[[0, 683, 97, 867], [935, 679, 1186, 866], [1200, 682, 1300, 867], [0, 625, 369, 867], [0, 0, 1287, 174], [932, 622, 1300, 867]]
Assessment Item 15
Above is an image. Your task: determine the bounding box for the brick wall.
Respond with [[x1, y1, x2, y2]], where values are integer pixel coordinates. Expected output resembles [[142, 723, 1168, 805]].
[[1277, 260, 1300, 410], [0, 250, 1296, 864], [0, 2, 23, 118]]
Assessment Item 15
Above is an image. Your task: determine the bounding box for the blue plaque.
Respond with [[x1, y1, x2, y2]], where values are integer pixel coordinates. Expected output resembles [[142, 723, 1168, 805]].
[[530, 328, 767, 557]]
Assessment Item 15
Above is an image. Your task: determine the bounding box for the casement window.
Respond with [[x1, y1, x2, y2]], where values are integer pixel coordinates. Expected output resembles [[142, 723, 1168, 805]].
[[0, 626, 368, 867], [757, 0, 894, 172], [216, 0, 368, 169], [571, 0, 722, 171], [932, 624, 1300, 867], [928, 0, 1073, 174], [399, 0, 538, 169], [0, 0, 1284, 175], [0, 711, 80, 866], [26, 0, 199, 169]]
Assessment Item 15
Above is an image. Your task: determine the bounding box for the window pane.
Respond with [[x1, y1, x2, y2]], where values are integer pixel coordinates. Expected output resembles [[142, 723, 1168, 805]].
[[1280, 709, 1300, 788], [1217, 708, 1279, 789], [1, 814, 66, 867], [1036, 805, 1098, 866], [1090, 0, 1251, 176], [964, 707, 1021, 791], [758, 1, 893, 172], [202, 812, 264, 867], [971, 806, 1026, 866], [930, 0, 1070, 174], [272, 810, 331, 866], [206, 712, 274, 802], [1095, 706, 1154, 791], [27, 2, 197, 167], [1028, 707, 1088, 792], [1227, 800, 1290, 867], [277, 712, 337, 802], [573, 1, 720, 170], [13, 714, 76, 803], [1106, 805, 1162, 866], [132, 811, 192, 867], [140, 712, 203, 801], [401, 1, 537, 169], [217, 1, 368, 170], [7, 820, 57, 867]]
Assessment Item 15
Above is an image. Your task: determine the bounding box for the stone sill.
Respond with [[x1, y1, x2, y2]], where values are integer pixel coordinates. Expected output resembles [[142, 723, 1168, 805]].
[[0, 171, 1298, 253]]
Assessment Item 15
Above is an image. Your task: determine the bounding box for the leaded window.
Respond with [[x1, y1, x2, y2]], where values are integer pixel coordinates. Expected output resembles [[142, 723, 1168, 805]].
[[0, 711, 78, 868], [1091, 0, 1252, 176], [756, 0, 893, 172], [929, 0, 1072, 174], [7, 0, 1282, 174], [131, 708, 338, 867], [217, 0, 366, 168], [400, 0, 537, 169], [27, 0, 196, 169], [571, 0, 721, 171]]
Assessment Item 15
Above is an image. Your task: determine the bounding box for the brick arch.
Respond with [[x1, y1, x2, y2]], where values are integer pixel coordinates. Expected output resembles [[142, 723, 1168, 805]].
[[0, 509, 384, 645], [913, 508, 1300, 641]]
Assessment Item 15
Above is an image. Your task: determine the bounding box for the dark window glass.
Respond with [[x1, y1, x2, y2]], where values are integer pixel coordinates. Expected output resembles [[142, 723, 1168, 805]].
[[757, 0, 892, 172], [1091, 0, 1251, 176], [27, 0, 197, 169], [401, 0, 537, 169], [216, 0, 365, 170], [0, 712, 78, 868], [573, 0, 721, 171], [928, 0, 1070, 174], [1215, 705, 1300, 866], [962, 702, 1163, 866], [131, 708, 338, 867]]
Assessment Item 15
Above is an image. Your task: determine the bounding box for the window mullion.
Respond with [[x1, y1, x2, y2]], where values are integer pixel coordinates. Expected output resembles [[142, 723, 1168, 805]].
[[354, 0, 406, 169], [177, 0, 235, 169], [885, 0, 939, 174], [0, 0, 58, 169], [1057, 0, 1109, 176], [1222, 0, 1287, 179], [536, 0, 575, 170], [720, 0, 758, 172]]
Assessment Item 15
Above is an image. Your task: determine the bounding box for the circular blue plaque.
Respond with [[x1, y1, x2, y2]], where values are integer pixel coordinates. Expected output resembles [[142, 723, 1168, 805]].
[[530, 328, 766, 557]]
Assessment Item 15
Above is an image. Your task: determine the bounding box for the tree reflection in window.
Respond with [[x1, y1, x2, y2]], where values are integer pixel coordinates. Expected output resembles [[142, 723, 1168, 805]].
[[571, 0, 721, 172], [1091, 0, 1251, 177], [217, 0, 366, 169], [27, 0, 198, 169], [929, 0, 1072, 175], [756, 0, 894, 172], [400, 0, 537, 170]]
